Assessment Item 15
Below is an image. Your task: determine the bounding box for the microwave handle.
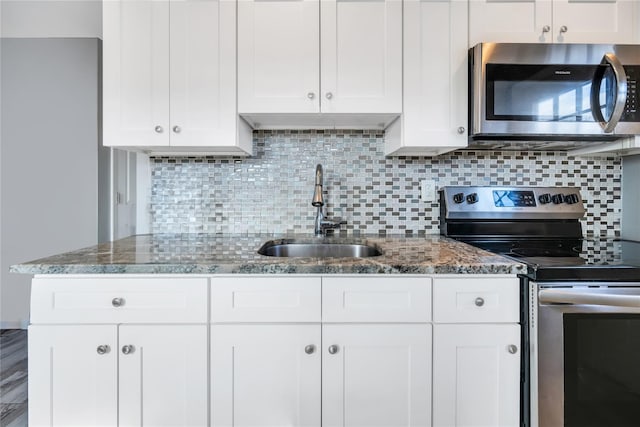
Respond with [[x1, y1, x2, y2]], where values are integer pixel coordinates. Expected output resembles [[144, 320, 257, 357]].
[[590, 52, 628, 133], [539, 288, 640, 308]]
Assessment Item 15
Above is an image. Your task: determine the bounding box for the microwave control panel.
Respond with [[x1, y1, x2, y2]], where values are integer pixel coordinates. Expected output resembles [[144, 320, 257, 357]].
[[623, 66, 640, 121]]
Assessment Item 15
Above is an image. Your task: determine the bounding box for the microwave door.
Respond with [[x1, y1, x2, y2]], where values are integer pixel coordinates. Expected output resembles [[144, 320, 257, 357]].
[[590, 52, 628, 133]]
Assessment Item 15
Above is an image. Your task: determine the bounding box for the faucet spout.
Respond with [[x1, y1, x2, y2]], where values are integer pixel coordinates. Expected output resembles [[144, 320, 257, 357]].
[[311, 164, 346, 236], [312, 164, 323, 207]]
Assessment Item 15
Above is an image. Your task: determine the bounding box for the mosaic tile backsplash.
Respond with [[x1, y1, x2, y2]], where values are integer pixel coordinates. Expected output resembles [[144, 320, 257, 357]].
[[150, 130, 621, 237]]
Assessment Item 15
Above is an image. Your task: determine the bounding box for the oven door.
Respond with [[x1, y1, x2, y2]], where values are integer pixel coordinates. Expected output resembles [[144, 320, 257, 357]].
[[534, 285, 640, 427]]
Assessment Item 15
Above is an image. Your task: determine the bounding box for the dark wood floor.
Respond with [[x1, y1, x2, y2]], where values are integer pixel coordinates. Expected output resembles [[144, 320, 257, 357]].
[[0, 330, 27, 427]]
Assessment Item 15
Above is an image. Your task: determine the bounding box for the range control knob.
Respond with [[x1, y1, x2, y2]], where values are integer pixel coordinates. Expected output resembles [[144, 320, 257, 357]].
[[551, 194, 565, 204], [538, 193, 552, 204], [565, 193, 580, 204], [453, 193, 465, 204], [466, 193, 479, 204]]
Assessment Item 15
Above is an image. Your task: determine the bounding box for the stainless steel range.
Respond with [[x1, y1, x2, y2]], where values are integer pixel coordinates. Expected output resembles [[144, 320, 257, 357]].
[[440, 186, 640, 427]]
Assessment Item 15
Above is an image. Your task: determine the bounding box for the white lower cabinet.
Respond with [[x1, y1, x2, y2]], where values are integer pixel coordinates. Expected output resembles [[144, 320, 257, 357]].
[[28, 324, 207, 427], [211, 324, 322, 427], [322, 324, 431, 427], [211, 323, 431, 427], [433, 324, 521, 427], [29, 274, 521, 427], [28, 325, 118, 427]]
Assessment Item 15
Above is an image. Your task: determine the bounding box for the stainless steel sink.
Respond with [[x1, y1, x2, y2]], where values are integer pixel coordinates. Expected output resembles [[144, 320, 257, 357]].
[[258, 240, 382, 258]]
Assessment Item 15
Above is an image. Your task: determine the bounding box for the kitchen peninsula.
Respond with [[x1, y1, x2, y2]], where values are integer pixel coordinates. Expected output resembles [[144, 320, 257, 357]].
[[13, 233, 525, 427]]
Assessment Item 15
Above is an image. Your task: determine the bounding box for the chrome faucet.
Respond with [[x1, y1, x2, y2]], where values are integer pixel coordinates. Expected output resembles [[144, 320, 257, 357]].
[[312, 164, 345, 236]]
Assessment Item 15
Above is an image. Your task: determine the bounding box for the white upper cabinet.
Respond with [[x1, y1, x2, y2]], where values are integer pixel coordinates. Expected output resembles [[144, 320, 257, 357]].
[[237, 0, 402, 129], [237, 0, 320, 114], [469, 0, 637, 46], [103, 0, 252, 155], [319, 0, 402, 114], [385, 0, 468, 156]]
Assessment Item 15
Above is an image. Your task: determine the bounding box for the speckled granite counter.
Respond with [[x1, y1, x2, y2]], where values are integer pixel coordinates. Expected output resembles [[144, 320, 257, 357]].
[[10, 234, 526, 275]]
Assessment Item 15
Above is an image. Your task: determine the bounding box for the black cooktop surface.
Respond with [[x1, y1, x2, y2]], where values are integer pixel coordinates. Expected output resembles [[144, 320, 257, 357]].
[[462, 238, 640, 282]]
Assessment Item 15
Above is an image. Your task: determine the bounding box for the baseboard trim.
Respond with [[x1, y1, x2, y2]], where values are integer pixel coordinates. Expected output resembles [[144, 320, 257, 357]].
[[0, 320, 28, 330]]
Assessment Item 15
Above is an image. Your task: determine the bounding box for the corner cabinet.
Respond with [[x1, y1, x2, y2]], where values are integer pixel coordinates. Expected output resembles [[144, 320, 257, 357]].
[[237, 0, 402, 130], [102, 0, 252, 155], [385, 0, 469, 156], [28, 274, 520, 427], [469, 0, 637, 46]]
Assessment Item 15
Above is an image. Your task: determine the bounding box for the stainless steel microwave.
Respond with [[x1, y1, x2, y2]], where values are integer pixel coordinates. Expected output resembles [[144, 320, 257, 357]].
[[469, 43, 640, 149]]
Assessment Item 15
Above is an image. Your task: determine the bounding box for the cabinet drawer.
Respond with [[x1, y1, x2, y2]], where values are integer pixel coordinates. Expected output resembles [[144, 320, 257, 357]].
[[30, 277, 208, 324], [432, 277, 519, 323], [211, 277, 321, 322], [322, 276, 431, 323]]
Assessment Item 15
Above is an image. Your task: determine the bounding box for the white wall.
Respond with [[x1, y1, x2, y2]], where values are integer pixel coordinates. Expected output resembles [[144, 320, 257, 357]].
[[0, 0, 102, 38], [622, 155, 640, 241], [1, 38, 100, 328]]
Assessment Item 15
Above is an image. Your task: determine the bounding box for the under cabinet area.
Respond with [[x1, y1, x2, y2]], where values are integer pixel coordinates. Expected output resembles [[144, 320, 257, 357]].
[[29, 274, 520, 427]]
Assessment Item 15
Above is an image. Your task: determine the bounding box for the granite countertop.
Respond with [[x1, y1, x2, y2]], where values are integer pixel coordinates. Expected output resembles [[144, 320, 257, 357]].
[[10, 234, 526, 275]]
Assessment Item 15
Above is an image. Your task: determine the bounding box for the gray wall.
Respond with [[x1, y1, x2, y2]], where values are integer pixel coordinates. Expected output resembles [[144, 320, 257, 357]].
[[622, 155, 640, 241], [0, 1, 102, 38], [0, 38, 100, 328], [150, 130, 622, 237]]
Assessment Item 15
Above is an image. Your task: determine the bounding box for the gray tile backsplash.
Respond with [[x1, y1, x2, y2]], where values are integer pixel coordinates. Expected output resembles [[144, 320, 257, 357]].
[[150, 130, 621, 237]]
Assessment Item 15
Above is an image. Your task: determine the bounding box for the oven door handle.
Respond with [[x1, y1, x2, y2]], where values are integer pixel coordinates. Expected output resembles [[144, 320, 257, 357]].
[[539, 289, 640, 307]]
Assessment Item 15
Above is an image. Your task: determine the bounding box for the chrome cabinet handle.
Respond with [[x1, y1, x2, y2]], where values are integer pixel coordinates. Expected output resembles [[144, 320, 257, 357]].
[[457, 126, 465, 134], [559, 25, 568, 33], [111, 297, 125, 308], [328, 345, 339, 354], [122, 345, 135, 355], [305, 345, 316, 355], [542, 25, 550, 33], [96, 345, 110, 355], [475, 297, 485, 307], [307, 92, 315, 99], [325, 92, 333, 100], [173, 125, 181, 133], [154, 125, 163, 133], [507, 344, 518, 354]]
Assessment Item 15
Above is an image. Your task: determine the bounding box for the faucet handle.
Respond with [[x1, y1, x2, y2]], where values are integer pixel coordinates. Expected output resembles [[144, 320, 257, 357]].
[[321, 218, 346, 230]]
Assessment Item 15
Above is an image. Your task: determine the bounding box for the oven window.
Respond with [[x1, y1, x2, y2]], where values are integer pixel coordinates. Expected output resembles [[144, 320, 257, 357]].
[[564, 313, 640, 427]]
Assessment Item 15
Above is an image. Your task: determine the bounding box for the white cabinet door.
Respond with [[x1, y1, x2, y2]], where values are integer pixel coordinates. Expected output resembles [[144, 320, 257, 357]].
[[320, 0, 402, 114], [103, 0, 170, 147], [237, 0, 320, 114], [28, 325, 118, 427], [387, 0, 468, 156], [169, 0, 239, 148], [119, 325, 208, 427], [469, 0, 551, 46], [322, 324, 431, 427], [433, 324, 520, 427], [552, 0, 635, 44], [211, 324, 322, 427], [469, 0, 636, 46]]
